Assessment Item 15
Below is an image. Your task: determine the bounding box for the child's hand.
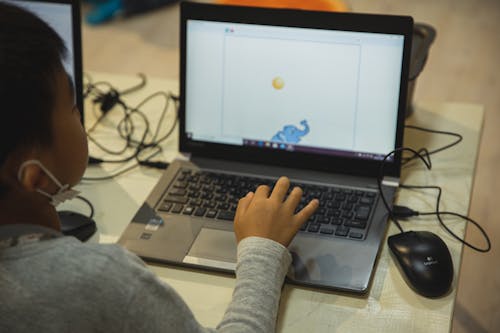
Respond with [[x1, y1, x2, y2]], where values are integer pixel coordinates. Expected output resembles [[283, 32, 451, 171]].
[[234, 176, 319, 247]]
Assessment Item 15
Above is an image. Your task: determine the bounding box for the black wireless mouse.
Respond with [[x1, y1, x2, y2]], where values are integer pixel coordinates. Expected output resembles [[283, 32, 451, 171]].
[[388, 231, 453, 298], [58, 211, 97, 242]]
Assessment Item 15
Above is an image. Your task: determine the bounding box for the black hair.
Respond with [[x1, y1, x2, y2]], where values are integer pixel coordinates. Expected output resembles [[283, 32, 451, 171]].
[[0, 2, 67, 194]]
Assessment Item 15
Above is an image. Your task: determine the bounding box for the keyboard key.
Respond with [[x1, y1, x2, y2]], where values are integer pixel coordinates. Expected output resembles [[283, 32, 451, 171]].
[[349, 232, 363, 239], [183, 206, 195, 215], [217, 210, 235, 221], [343, 203, 354, 210], [307, 223, 320, 233], [171, 204, 184, 214], [320, 226, 334, 235], [194, 207, 207, 217], [164, 195, 189, 204], [344, 220, 367, 229], [341, 211, 354, 219], [173, 181, 188, 189], [206, 210, 217, 218], [317, 216, 330, 224], [201, 192, 213, 200], [331, 209, 342, 217], [217, 203, 230, 210], [348, 195, 359, 203], [335, 194, 346, 201], [307, 215, 317, 223], [316, 207, 327, 215], [331, 218, 343, 225], [335, 226, 350, 237], [203, 201, 216, 209], [354, 205, 371, 221], [189, 184, 201, 192], [360, 197, 374, 204], [189, 198, 203, 206], [327, 201, 341, 209], [170, 188, 187, 196], [158, 202, 172, 212]]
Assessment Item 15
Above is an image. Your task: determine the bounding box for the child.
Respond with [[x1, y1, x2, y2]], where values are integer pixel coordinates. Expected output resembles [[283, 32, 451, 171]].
[[0, 3, 319, 332]]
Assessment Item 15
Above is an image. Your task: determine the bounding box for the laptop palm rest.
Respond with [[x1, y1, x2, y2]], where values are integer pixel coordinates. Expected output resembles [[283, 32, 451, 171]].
[[183, 228, 237, 271]]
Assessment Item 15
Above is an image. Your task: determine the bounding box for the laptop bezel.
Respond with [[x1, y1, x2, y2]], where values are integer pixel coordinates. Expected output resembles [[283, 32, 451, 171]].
[[7, 0, 84, 123], [179, 2, 413, 178]]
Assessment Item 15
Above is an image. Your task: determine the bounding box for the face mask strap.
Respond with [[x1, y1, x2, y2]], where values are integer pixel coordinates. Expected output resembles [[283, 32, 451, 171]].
[[17, 160, 80, 207], [17, 160, 64, 189]]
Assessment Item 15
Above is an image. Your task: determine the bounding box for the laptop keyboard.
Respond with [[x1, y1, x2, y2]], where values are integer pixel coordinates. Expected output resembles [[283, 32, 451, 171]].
[[158, 168, 378, 241]]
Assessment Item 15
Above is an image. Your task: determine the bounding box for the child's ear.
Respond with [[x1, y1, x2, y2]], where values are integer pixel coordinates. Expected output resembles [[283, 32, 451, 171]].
[[18, 163, 51, 192]]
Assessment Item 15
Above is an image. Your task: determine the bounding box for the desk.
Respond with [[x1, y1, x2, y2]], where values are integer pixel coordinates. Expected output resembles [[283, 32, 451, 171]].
[[64, 72, 483, 332]]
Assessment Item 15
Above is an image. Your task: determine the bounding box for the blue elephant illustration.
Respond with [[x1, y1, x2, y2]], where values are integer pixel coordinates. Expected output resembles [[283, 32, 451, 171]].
[[271, 120, 310, 144]]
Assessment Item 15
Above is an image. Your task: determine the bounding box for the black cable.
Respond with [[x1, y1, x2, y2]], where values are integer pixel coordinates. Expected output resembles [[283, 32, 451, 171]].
[[118, 73, 147, 95], [74, 195, 95, 219], [399, 184, 491, 253], [402, 125, 463, 165], [378, 147, 432, 234], [85, 72, 146, 98], [82, 147, 163, 181], [378, 147, 491, 253], [82, 72, 178, 177]]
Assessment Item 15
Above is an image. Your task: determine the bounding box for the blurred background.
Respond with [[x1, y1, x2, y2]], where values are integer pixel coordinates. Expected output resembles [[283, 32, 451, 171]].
[[81, 1, 500, 332]]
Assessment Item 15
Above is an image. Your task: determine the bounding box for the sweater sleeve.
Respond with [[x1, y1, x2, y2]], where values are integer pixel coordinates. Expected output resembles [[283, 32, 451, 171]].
[[123, 237, 291, 333], [216, 237, 292, 332]]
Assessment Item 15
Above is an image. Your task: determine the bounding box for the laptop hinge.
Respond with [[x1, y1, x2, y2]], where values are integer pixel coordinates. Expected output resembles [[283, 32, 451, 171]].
[[381, 176, 400, 188]]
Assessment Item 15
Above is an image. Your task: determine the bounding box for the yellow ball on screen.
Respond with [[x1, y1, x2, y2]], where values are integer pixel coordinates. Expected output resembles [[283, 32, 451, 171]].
[[272, 76, 285, 90]]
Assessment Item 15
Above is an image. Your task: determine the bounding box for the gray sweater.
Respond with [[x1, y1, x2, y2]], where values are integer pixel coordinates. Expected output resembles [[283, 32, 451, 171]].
[[0, 224, 291, 332]]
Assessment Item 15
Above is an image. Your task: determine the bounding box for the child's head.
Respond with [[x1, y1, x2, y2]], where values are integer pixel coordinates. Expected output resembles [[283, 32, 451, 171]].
[[0, 3, 88, 207]]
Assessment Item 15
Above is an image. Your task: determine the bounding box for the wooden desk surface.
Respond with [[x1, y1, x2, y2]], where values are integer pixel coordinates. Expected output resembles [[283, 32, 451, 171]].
[[64, 72, 483, 332]]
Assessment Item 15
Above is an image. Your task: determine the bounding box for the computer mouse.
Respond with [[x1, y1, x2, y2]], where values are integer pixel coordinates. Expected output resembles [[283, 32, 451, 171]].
[[388, 231, 453, 298], [58, 211, 97, 242]]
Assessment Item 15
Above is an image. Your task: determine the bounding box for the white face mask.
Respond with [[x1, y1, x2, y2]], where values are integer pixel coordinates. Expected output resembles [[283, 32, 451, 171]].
[[17, 159, 80, 207]]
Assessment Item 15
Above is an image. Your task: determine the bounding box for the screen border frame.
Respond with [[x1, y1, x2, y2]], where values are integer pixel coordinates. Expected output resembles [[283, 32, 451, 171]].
[[5, 0, 84, 123], [180, 1, 413, 178]]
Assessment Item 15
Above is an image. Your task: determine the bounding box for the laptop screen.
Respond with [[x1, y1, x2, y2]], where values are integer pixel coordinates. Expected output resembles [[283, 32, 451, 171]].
[[185, 20, 405, 162], [2, 0, 84, 118]]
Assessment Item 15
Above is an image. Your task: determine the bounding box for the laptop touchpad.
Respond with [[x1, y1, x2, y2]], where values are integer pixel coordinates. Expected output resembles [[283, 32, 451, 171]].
[[183, 228, 237, 271]]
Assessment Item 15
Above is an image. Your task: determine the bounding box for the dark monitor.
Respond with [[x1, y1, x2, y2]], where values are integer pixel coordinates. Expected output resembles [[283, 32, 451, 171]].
[[2, 0, 84, 121]]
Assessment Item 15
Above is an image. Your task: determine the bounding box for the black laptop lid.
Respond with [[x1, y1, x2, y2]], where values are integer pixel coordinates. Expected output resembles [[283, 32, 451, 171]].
[[2, 0, 84, 121], [180, 2, 413, 178]]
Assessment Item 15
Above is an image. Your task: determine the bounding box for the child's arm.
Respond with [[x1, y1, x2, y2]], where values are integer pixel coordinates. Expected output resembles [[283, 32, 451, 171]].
[[215, 176, 319, 331], [121, 177, 317, 332]]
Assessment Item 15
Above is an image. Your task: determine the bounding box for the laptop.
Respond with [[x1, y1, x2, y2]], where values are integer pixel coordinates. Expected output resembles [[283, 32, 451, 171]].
[[1, 0, 84, 121], [118, 2, 413, 294]]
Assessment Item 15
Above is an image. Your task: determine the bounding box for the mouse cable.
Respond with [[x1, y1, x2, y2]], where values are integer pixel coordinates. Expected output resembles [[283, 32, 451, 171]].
[[73, 195, 95, 219], [402, 125, 463, 166], [378, 147, 432, 234], [378, 148, 491, 253], [393, 184, 491, 253]]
